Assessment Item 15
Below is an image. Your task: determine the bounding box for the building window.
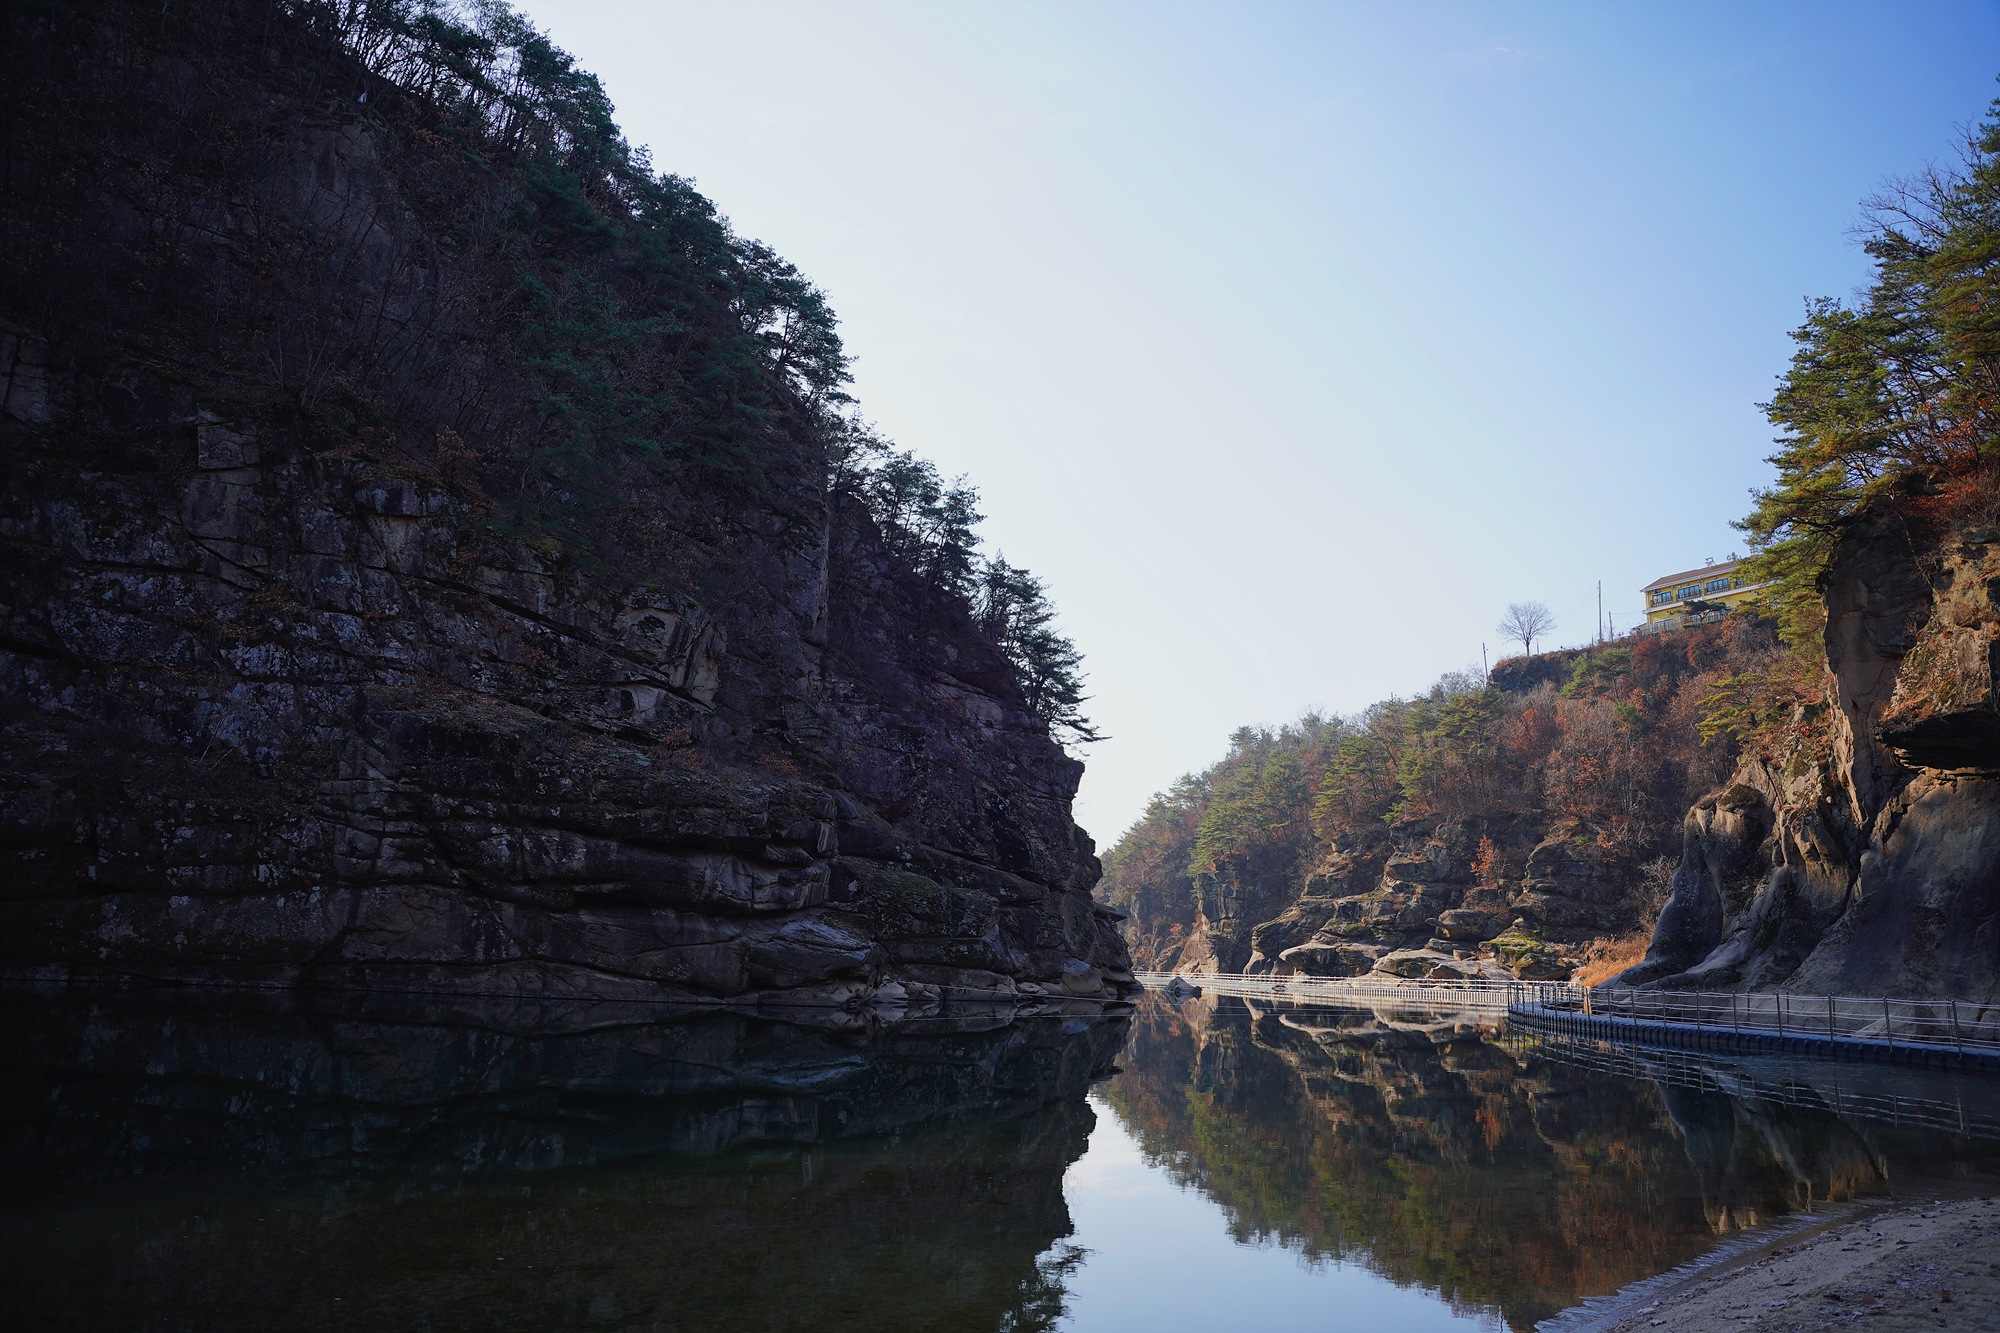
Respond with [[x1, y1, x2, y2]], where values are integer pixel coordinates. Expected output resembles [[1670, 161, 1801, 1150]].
[[1704, 577, 1729, 594]]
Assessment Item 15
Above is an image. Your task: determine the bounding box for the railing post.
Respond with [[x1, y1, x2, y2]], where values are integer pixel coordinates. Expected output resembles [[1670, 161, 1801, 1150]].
[[1828, 993, 1835, 1041], [1950, 998, 1964, 1058], [1883, 997, 1894, 1043], [1776, 993, 1785, 1038]]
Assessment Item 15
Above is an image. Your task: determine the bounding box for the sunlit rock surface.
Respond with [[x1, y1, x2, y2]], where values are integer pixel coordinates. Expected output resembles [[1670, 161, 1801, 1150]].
[[1621, 515, 2000, 999]]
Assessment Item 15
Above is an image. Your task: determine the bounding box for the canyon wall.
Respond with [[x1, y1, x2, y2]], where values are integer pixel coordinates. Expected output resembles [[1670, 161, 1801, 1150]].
[[0, 1, 1132, 1007]]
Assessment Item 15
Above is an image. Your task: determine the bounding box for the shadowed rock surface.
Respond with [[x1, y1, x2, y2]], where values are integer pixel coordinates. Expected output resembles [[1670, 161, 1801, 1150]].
[[0, 0, 1132, 1007]]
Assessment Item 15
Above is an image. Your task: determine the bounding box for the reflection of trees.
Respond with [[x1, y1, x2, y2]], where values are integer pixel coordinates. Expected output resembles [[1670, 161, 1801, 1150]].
[[1, 990, 1127, 1333], [1103, 998, 1734, 1330]]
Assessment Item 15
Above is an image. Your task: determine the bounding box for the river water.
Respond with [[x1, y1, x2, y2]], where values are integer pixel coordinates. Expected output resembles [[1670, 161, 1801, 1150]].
[[3, 987, 1996, 1332]]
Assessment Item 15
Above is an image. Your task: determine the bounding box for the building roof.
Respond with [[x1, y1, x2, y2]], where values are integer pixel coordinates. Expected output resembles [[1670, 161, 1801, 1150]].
[[1642, 557, 1741, 593]]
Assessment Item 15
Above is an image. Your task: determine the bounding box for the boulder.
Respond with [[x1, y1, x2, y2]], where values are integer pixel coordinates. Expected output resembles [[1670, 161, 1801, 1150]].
[[1436, 907, 1505, 942], [1279, 940, 1386, 977], [1372, 949, 1466, 980], [1059, 957, 1105, 996], [1487, 930, 1573, 981]]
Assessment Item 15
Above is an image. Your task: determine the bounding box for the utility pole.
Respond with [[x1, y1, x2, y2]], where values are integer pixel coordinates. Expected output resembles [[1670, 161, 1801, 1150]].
[[1597, 581, 1603, 646], [1481, 642, 1488, 683]]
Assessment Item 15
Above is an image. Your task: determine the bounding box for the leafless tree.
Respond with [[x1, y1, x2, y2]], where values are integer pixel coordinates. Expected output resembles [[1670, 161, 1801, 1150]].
[[1498, 601, 1555, 656]]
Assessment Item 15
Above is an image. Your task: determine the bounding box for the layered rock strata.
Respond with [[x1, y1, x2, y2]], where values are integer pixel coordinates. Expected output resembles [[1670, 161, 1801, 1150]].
[[0, 354, 1132, 1011], [0, 3, 1132, 1007], [1178, 815, 1642, 982]]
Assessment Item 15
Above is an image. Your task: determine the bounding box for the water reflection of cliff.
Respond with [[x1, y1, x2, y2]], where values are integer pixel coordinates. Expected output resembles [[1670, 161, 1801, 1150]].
[[1101, 995, 2000, 1332], [1, 988, 1127, 1332]]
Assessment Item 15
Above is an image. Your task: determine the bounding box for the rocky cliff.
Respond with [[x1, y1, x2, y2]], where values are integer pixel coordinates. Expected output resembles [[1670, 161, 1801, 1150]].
[[0, 1, 1132, 1007], [1619, 511, 2000, 999], [1182, 813, 1649, 983]]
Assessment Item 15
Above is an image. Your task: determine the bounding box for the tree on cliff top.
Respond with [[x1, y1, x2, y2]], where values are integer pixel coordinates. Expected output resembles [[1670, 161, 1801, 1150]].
[[974, 557, 1102, 744], [1743, 89, 2000, 638], [1498, 602, 1556, 656], [822, 413, 1098, 743]]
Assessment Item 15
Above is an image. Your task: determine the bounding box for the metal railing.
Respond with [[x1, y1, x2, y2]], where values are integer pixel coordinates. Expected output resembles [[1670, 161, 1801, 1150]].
[[1540, 988, 2000, 1057]]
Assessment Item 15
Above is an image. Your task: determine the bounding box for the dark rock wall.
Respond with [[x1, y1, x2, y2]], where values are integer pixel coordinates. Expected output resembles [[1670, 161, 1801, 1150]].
[[1620, 515, 2000, 999], [0, 4, 1130, 1006]]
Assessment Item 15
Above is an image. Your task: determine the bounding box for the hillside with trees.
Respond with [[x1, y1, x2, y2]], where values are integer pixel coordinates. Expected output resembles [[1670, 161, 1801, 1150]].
[[1100, 616, 1781, 982]]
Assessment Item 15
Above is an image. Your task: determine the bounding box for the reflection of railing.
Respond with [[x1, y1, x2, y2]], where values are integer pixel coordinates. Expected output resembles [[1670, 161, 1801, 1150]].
[[1134, 970, 1582, 1015], [1507, 1029, 2000, 1140], [1631, 609, 1726, 635], [1136, 973, 2000, 1070], [1514, 988, 2000, 1070]]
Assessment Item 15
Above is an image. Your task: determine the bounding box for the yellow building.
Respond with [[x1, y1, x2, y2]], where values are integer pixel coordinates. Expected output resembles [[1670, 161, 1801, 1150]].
[[1640, 557, 1772, 627]]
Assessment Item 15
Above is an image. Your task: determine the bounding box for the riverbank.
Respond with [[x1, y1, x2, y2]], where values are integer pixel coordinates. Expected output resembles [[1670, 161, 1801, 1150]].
[[1593, 1196, 1998, 1331]]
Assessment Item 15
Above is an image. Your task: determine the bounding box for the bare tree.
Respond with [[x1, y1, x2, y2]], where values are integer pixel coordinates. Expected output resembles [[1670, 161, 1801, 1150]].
[[1498, 601, 1555, 656]]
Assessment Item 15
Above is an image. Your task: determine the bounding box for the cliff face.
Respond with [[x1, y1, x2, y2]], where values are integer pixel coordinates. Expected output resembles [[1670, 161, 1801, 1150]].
[[1162, 773, 1672, 984], [0, 2, 1131, 1006], [1191, 814, 1651, 983], [1621, 513, 2000, 999]]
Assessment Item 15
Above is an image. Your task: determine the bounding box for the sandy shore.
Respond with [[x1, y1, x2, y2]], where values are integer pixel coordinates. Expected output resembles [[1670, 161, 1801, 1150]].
[[1592, 1196, 1999, 1331]]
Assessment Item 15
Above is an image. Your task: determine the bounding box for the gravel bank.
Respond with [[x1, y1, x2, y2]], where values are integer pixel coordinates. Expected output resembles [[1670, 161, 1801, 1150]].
[[1596, 1196, 1999, 1331]]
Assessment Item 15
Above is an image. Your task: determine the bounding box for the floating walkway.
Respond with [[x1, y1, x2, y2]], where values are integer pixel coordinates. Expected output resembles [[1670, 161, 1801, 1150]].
[[1137, 971, 2000, 1072], [1512, 989, 2000, 1073]]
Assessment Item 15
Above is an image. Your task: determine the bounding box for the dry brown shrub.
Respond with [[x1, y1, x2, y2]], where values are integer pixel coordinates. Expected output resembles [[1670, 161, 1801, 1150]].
[[1572, 933, 1652, 988]]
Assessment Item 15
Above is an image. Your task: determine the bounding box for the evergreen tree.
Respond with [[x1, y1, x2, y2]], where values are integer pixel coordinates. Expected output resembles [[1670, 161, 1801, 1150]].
[[1743, 92, 2000, 637], [973, 556, 1102, 745]]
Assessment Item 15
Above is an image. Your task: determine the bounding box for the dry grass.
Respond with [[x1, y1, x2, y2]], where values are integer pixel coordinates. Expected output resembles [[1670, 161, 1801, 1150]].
[[1571, 932, 1652, 988]]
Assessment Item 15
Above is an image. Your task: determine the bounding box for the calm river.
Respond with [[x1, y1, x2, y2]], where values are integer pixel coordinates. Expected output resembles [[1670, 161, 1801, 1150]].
[[4, 988, 1996, 1331]]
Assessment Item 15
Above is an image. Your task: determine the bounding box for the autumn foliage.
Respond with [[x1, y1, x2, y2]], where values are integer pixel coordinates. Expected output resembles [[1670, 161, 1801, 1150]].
[[1101, 615, 1781, 966]]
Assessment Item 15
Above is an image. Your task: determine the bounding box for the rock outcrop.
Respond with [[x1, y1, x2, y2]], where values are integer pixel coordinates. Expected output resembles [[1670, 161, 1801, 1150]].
[[1203, 815, 1610, 982], [1617, 512, 2000, 999], [0, 1, 1131, 1007]]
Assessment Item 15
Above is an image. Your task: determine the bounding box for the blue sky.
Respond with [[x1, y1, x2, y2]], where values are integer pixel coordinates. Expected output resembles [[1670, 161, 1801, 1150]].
[[516, 0, 2000, 844]]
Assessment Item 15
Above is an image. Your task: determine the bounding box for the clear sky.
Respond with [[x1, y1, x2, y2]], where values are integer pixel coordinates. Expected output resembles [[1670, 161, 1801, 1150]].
[[514, 0, 1999, 847]]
